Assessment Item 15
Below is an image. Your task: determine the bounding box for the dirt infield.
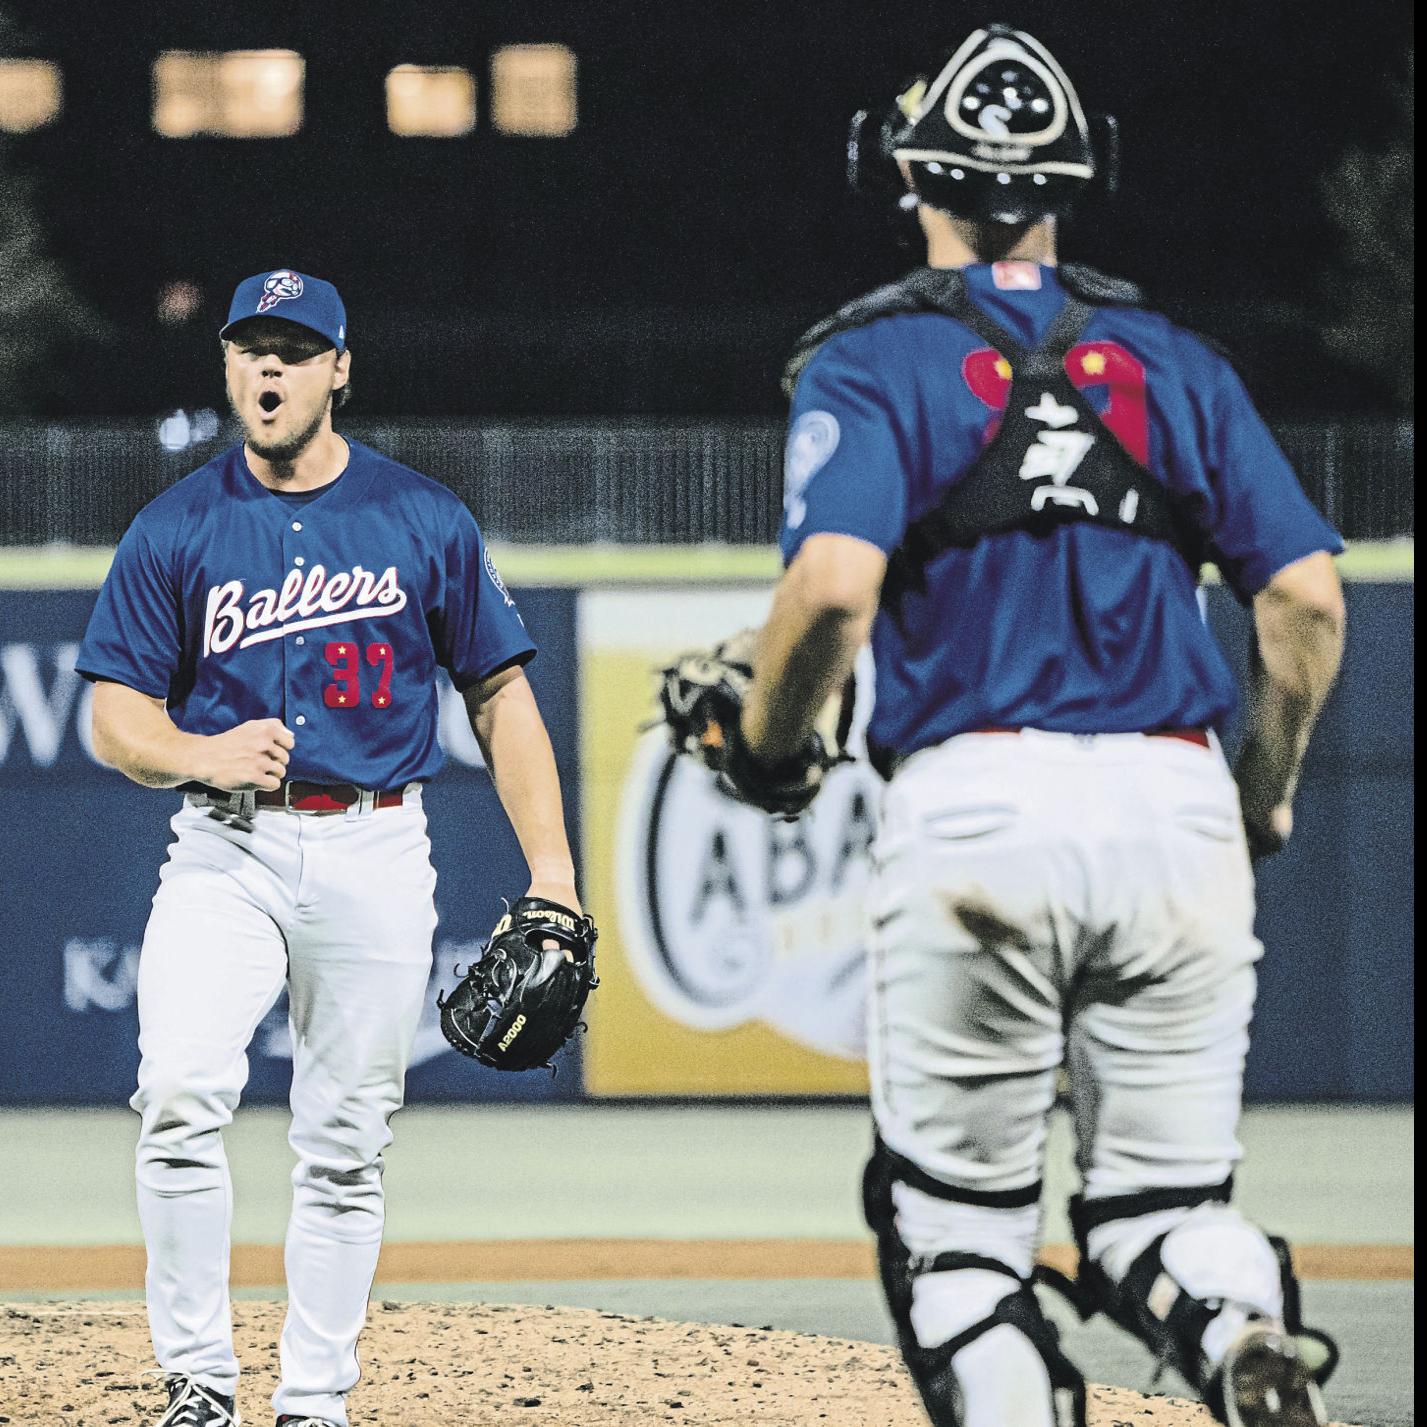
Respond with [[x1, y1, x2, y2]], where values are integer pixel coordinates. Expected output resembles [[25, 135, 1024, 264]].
[[0, 1300, 1360, 1427]]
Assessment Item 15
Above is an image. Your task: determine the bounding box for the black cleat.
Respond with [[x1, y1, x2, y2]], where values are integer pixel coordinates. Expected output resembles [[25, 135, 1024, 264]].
[[1214, 1322, 1329, 1427], [155, 1374, 240, 1427]]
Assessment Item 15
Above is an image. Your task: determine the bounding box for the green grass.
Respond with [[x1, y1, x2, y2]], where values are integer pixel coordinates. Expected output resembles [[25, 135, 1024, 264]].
[[0, 539, 1412, 588]]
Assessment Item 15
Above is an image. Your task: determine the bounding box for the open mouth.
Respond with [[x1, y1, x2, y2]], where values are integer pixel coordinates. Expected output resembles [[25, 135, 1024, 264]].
[[258, 390, 284, 415]]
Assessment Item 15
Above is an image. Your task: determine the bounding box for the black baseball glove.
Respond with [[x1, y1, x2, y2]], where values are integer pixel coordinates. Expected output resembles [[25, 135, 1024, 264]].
[[658, 628, 853, 820], [437, 896, 598, 1072]]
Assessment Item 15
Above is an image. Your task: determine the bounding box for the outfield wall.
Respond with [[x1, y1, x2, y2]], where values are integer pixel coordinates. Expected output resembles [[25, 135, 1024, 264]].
[[0, 565, 1413, 1105]]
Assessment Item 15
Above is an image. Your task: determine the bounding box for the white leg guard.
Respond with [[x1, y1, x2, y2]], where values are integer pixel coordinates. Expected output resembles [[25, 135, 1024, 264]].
[[911, 1269, 1061, 1427], [894, 1187, 1058, 1427], [1068, 1186, 1337, 1412], [864, 1139, 1086, 1427], [892, 1181, 1041, 1279], [1089, 1202, 1283, 1373]]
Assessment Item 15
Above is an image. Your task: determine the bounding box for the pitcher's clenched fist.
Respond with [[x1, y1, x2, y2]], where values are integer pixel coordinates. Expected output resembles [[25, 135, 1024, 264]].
[[200, 718, 295, 792]]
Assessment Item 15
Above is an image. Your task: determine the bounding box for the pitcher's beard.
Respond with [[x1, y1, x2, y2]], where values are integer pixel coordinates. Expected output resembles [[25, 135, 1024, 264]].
[[238, 396, 331, 464]]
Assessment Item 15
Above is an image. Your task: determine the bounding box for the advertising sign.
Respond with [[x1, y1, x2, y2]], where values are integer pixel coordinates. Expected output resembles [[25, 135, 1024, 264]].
[[2, 578, 1411, 1104], [581, 589, 873, 1095]]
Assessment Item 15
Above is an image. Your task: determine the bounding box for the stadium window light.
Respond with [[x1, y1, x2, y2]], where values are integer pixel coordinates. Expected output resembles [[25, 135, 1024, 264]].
[[386, 64, 477, 137], [152, 50, 304, 138], [491, 44, 577, 136], [0, 57, 62, 133]]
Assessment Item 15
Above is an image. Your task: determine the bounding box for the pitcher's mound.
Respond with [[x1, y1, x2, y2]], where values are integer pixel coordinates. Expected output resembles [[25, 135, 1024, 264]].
[[0, 1300, 1349, 1426]]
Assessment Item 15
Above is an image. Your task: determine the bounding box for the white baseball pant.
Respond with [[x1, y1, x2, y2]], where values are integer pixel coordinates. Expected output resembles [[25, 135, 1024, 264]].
[[868, 730, 1282, 1423], [131, 793, 436, 1426]]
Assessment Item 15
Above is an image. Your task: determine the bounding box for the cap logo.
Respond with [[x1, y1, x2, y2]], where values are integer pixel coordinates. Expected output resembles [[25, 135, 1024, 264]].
[[993, 261, 1043, 290], [256, 270, 304, 314]]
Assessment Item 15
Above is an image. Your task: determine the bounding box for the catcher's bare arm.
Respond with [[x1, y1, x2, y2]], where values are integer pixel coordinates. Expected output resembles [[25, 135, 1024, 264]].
[[1234, 550, 1346, 857], [463, 664, 579, 910], [742, 533, 885, 761]]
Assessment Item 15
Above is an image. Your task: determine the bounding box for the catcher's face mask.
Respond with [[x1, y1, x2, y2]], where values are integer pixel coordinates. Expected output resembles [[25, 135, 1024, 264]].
[[849, 23, 1118, 225]]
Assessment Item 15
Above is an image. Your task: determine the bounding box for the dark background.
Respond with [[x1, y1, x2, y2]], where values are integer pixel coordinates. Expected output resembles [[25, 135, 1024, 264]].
[[1, 1, 1415, 416]]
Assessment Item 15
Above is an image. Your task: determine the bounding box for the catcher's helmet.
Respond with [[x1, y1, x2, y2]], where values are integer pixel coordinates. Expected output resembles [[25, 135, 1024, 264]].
[[849, 24, 1118, 225]]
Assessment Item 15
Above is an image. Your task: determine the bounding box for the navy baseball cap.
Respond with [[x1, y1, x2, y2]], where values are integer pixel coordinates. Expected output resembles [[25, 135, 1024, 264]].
[[219, 269, 347, 352]]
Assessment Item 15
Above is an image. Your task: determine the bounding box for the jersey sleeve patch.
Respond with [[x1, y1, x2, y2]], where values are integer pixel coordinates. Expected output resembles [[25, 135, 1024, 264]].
[[484, 545, 516, 607], [434, 510, 536, 688], [783, 411, 841, 531]]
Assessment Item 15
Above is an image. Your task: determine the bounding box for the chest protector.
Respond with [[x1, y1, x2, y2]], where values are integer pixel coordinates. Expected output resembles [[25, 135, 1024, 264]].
[[784, 266, 1205, 590]]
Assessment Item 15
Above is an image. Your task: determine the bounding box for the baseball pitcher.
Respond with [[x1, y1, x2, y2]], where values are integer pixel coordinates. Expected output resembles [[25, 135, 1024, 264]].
[[77, 271, 595, 1427], [662, 25, 1346, 1427]]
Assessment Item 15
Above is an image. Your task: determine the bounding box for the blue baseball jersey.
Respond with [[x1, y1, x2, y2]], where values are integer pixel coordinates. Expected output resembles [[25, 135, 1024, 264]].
[[77, 439, 534, 787], [780, 262, 1343, 762]]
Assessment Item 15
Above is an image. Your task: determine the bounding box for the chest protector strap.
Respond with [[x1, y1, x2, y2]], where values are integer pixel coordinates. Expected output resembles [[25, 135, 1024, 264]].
[[785, 267, 1204, 590]]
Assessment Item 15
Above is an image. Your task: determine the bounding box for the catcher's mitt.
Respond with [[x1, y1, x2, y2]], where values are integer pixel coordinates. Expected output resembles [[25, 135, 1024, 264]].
[[658, 628, 853, 819], [437, 896, 598, 1071]]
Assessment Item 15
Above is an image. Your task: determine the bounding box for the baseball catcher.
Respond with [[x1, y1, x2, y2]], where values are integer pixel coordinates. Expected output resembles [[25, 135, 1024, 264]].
[[659, 627, 854, 818], [678, 21, 1348, 1427], [438, 896, 598, 1071]]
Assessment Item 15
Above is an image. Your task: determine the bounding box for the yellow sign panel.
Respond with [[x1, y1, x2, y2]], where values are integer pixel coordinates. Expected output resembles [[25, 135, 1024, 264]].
[[580, 591, 872, 1097]]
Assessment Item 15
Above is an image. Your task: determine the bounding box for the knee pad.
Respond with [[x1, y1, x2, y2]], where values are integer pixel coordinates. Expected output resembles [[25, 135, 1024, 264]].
[[863, 1139, 1085, 1427], [1064, 1186, 1338, 1392]]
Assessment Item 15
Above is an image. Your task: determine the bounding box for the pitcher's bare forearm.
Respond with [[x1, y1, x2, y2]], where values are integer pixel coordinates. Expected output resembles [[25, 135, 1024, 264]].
[[91, 680, 211, 787], [465, 666, 579, 908], [90, 680, 293, 791]]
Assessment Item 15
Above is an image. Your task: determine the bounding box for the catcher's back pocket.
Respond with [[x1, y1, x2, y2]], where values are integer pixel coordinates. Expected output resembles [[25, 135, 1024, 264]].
[[1152, 757, 1244, 845], [921, 802, 1021, 842], [1173, 801, 1241, 843]]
